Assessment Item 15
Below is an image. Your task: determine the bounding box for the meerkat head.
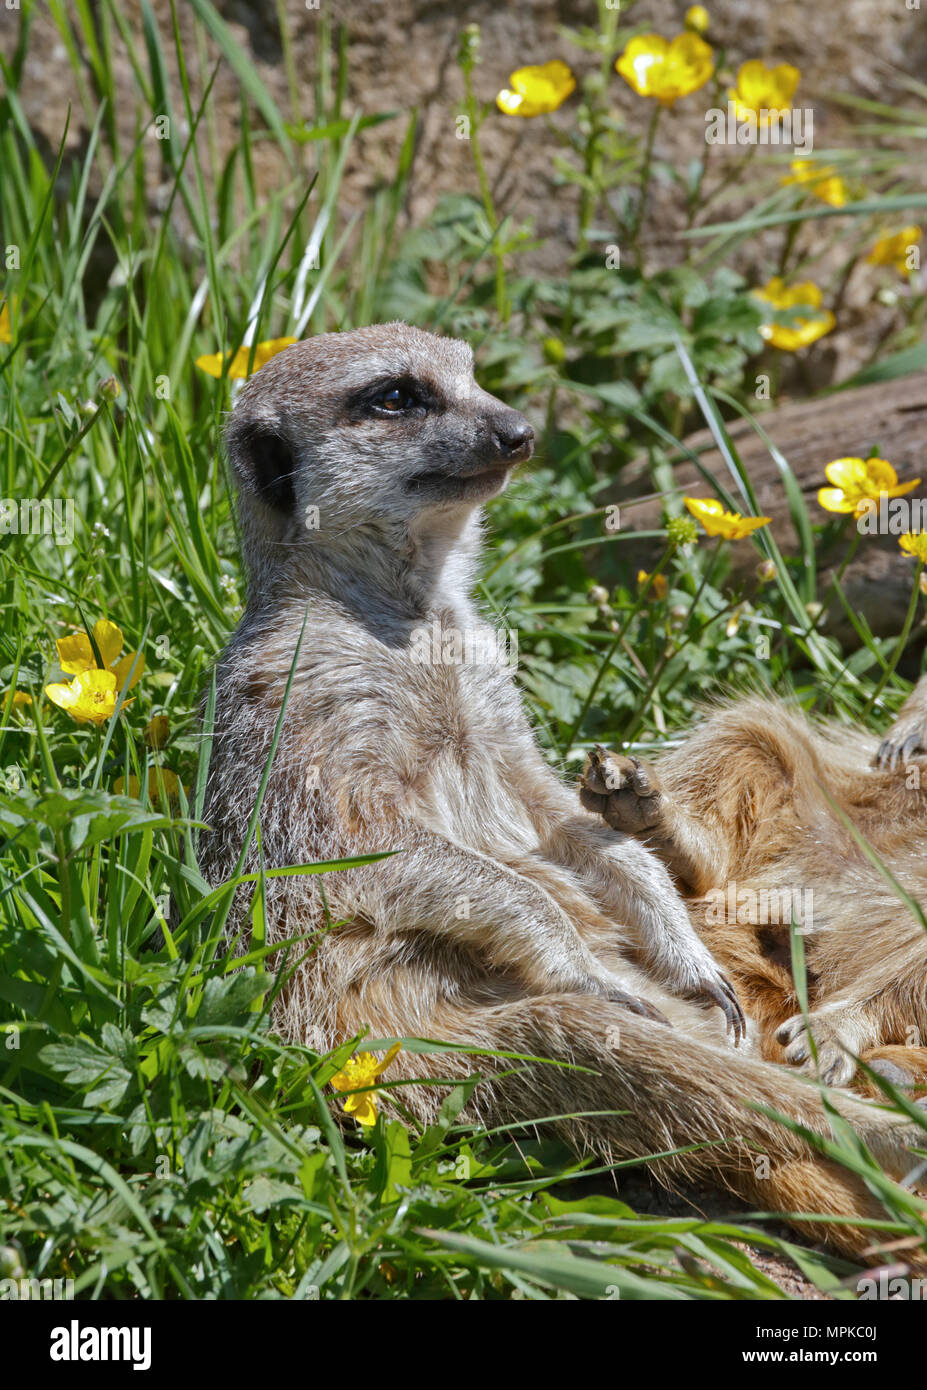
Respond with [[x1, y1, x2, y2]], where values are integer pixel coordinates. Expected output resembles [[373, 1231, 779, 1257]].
[[224, 323, 534, 592]]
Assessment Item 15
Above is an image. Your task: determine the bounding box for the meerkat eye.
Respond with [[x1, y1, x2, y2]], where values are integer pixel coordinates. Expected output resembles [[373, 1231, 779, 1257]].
[[372, 385, 417, 415]]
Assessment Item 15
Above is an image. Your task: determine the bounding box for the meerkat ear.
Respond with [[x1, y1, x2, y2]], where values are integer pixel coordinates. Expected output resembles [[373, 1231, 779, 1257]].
[[226, 420, 297, 513]]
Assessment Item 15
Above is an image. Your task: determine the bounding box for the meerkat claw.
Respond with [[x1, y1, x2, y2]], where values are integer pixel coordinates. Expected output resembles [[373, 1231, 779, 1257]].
[[690, 974, 746, 1045]]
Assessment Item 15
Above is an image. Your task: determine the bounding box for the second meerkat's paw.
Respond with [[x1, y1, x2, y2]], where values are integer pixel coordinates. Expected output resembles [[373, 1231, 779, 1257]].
[[875, 714, 927, 771], [776, 1007, 863, 1088], [579, 746, 666, 836]]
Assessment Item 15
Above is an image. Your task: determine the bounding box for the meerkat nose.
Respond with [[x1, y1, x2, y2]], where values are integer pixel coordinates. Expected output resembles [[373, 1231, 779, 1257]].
[[491, 417, 535, 460]]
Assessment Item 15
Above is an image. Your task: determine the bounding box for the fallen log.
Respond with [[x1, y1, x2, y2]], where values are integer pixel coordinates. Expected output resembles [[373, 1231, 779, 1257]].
[[614, 375, 927, 646]]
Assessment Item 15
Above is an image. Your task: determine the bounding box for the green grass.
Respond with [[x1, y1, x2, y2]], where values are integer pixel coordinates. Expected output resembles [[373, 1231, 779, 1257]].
[[1, 0, 926, 1300]]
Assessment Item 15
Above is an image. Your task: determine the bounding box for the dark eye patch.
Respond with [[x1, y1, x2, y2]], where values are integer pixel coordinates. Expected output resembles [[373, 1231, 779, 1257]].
[[343, 374, 434, 421]]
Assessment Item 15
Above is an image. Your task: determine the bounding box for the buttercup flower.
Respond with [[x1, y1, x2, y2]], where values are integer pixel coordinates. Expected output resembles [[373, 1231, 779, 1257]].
[[615, 33, 714, 106], [637, 569, 669, 599], [4, 690, 32, 714], [817, 457, 921, 515], [496, 60, 575, 116], [867, 227, 922, 276], [684, 497, 771, 540], [728, 60, 800, 122], [753, 277, 835, 351], [114, 768, 184, 803], [330, 1042, 402, 1126], [899, 533, 927, 564], [45, 619, 144, 725], [782, 159, 848, 209], [684, 6, 710, 34], [45, 669, 119, 727], [0, 301, 10, 344], [144, 714, 170, 750], [196, 337, 297, 380]]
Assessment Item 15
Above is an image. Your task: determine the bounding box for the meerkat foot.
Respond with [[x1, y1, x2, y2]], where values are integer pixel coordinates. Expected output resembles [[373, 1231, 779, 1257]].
[[875, 717, 927, 770], [604, 989, 671, 1026], [579, 972, 670, 1025], [878, 728, 927, 772], [685, 972, 747, 1044], [580, 746, 665, 835], [776, 1008, 861, 1088]]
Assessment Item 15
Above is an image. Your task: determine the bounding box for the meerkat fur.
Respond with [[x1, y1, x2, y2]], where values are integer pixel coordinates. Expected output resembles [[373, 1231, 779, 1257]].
[[201, 324, 925, 1258]]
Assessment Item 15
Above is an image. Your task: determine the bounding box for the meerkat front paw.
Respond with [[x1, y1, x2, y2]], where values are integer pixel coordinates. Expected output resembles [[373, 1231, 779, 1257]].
[[875, 716, 927, 770], [776, 1008, 862, 1088], [579, 746, 665, 835], [683, 969, 747, 1044]]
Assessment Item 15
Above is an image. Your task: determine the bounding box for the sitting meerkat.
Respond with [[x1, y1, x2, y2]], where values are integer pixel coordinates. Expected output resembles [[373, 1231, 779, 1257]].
[[201, 323, 924, 1257], [580, 684, 927, 1097]]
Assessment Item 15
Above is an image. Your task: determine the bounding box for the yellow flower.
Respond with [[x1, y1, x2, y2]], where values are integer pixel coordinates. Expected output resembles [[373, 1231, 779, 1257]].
[[4, 689, 32, 714], [195, 336, 298, 380], [0, 300, 10, 344], [867, 227, 922, 276], [900, 533, 927, 564], [54, 619, 145, 689], [144, 714, 170, 750], [782, 159, 848, 209], [45, 669, 119, 727], [330, 1042, 402, 1126], [496, 60, 576, 117], [684, 6, 710, 34], [753, 277, 835, 351], [114, 768, 184, 803], [728, 59, 800, 122], [615, 33, 714, 106], [637, 569, 669, 599], [817, 457, 920, 515], [684, 497, 771, 540], [46, 619, 144, 725]]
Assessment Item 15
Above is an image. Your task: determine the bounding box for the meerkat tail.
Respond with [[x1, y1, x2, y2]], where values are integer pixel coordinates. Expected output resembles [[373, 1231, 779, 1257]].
[[416, 995, 922, 1259]]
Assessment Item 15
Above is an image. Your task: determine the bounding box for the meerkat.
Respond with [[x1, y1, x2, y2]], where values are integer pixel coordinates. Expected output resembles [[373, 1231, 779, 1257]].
[[581, 684, 927, 1097], [201, 323, 924, 1259]]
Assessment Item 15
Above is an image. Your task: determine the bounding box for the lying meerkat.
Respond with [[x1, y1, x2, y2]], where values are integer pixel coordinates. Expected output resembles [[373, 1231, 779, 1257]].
[[201, 323, 924, 1257], [580, 684, 927, 1096]]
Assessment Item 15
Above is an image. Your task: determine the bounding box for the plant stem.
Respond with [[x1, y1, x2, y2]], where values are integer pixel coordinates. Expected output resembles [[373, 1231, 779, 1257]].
[[462, 66, 508, 323], [631, 103, 661, 275]]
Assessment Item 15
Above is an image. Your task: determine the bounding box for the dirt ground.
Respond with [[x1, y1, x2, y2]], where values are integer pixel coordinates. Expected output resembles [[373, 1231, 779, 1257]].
[[6, 0, 924, 383], [7, 0, 924, 383]]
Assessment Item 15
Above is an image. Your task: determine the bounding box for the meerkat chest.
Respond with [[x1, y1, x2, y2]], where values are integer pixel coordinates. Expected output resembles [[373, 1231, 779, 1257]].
[[401, 643, 538, 851]]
